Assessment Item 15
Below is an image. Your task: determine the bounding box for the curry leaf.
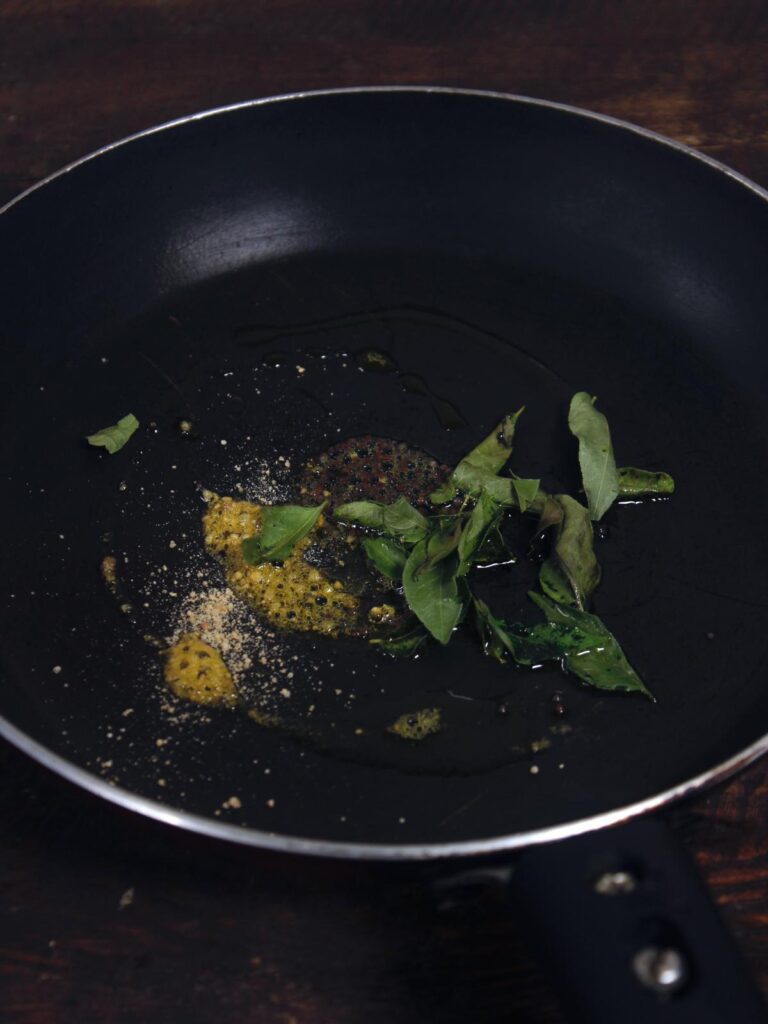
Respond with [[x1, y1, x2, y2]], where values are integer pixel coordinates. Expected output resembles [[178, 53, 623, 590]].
[[476, 591, 652, 696], [86, 413, 139, 454], [476, 525, 514, 566], [452, 464, 514, 502], [568, 392, 619, 521], [429, 478, 458, 504], [463, 408, 524, 473], [473, 597, 517, 663], [402, 541, 465, 644], [242, 501, 327, 564], [511, 477, 541, 513], [618, 467, 675, 497], [535, 494, 564, 533], [457, 491, 504, 575], [548, 494, 601, 610], [418, 518, 463, 576], [334, 497, 428, 544], [529, 591, 652, 697], [371, 622, 429, 657], [503, 621, 585, 665], [429, 408, 523, 502], [362, 537, 408, 580], [474, 597, 590, 666], [539, 556, 578, 607]]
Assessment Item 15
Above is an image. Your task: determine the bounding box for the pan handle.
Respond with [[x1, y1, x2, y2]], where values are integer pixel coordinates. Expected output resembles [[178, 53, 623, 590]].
[[507, 816, 768, 1023]]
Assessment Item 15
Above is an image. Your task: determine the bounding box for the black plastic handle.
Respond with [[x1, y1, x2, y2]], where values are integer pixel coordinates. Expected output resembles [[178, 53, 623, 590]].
[[507, 817, 767, 1023]]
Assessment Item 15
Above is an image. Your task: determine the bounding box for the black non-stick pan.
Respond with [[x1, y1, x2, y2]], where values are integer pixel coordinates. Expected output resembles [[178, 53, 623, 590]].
[[2, 89, 768, 1021]]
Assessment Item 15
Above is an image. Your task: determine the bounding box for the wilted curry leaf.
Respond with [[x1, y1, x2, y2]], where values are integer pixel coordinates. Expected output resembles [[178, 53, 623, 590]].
[[618, 467, 675, 497], [548, 494, 601, 610], [430, 409, 523, 502], [371, 622, 429, 657], [539, 556, 578, 607], [568, 392, 619, 521]]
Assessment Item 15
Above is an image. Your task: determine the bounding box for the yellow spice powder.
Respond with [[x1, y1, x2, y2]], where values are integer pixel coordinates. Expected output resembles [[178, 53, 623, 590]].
[[202, 493, 359, 636]]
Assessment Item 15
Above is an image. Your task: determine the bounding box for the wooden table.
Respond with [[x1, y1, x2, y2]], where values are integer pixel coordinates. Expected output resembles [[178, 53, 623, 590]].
[[2, 2, 767, 1021]]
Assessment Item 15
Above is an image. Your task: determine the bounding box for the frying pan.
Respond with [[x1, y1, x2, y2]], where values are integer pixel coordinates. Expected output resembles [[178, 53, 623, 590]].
[[2, 88, 768, 1021]]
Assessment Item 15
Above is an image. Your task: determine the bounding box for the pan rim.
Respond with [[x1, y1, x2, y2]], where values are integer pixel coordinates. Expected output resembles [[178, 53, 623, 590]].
[[2, 85, 768, 861]]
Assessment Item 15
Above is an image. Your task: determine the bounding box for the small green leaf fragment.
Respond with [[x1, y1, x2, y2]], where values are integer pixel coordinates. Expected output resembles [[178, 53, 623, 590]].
[[618, 467, 675, 497], [86, 413, 139, 454], [241, 501, 327, 564], [568, 392, 619, 521]]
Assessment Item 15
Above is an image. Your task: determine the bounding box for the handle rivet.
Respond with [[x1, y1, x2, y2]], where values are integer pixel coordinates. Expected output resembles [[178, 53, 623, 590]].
[[593, 870, 637, 895], [632, 946, 688, 994]]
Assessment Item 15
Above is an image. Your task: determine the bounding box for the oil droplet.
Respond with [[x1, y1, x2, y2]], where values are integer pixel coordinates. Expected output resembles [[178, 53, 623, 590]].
[[262, 352, 288, 368], [399, 372, 428, 395], [431, 397, 467, 430]]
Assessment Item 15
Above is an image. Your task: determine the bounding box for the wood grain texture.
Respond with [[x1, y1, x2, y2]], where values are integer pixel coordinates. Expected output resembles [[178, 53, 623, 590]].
[[2, 2, 768, 1021]]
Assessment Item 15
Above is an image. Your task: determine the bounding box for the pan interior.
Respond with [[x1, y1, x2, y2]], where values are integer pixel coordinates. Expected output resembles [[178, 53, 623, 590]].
[[2, 91, 768, 847]]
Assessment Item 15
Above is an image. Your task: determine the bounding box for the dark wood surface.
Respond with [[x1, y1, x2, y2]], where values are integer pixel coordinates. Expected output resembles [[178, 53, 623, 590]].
[[2, 2, 768, 1021]]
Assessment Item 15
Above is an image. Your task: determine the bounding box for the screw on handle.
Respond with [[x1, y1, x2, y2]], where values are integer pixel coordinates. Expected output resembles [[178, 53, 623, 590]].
[[632, 946, 688, 996], [507, 817, 768, 1023]]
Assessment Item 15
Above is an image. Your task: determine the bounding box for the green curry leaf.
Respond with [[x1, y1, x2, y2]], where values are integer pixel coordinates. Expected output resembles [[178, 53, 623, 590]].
[[242, 501, 327, 564], [362, 537, 408, 580], [511, 477, 541, 513], [86, 413, 139, 454], [429, 409, 524, 503], [472, 597, 517, 663], [452, 464, 514, 502], [539, 556, 578, 607], [371, 622, 429, 657], [529, 591, 652, 697], [402, 541, 465, 644], [458, 491, 503, 575], [418, 518, 463, 576], [334, 497, 428, 544], [568, 392, 619, 521], [618, 467, 675, 497]]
